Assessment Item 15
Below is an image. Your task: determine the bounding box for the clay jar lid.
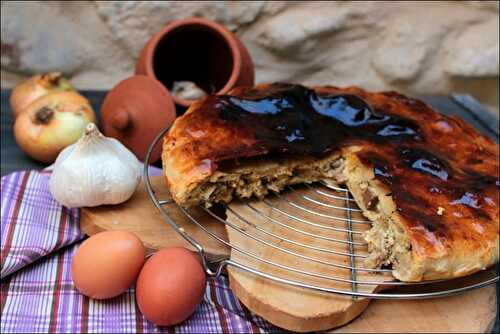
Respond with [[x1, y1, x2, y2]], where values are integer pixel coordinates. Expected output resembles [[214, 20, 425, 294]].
[[101, 75, 176, 163]]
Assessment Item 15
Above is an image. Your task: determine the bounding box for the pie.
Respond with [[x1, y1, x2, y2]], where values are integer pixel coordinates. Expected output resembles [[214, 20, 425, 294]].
[[162, 83, 499, 282]]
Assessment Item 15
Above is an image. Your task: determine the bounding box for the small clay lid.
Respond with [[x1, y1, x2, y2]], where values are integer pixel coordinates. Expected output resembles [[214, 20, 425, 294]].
[[101, 75, 176, 162]]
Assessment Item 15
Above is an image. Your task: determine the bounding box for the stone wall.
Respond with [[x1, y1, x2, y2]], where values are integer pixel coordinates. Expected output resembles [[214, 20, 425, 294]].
[[1, 1, 499, 111]]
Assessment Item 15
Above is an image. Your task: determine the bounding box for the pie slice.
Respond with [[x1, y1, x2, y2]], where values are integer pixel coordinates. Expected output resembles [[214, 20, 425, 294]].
[[161, 83, 499, 282]]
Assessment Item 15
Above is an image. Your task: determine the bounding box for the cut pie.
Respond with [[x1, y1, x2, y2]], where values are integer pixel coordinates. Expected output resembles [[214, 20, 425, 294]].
[[162, 83, 499, 282]]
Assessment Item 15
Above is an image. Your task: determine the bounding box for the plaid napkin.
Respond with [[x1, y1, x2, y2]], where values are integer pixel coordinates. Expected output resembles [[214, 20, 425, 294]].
[[0, 169, 278, 333]]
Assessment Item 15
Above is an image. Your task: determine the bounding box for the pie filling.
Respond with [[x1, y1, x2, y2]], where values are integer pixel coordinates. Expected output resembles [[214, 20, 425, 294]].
[[346, 179, 414, 281], [181, 152, 417, 279], [183, 154, 346, 207]]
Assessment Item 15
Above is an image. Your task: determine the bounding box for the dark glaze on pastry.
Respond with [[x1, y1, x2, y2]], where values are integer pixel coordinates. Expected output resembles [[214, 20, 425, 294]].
[[216, 83, 422, 155], [180, 84, 499, 233]]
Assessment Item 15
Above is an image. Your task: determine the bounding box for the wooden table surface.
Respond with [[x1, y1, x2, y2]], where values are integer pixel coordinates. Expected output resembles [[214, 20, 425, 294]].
[[1, 89, 499, 332]]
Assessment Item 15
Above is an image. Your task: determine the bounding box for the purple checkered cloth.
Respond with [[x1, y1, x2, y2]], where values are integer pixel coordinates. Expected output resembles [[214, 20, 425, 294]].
[[1, 169, 279, 333]]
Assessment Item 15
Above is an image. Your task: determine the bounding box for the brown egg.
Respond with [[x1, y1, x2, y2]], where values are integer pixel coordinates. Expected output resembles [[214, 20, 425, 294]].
[[72, 231, 145, 299], [136, 247, 206, 326]]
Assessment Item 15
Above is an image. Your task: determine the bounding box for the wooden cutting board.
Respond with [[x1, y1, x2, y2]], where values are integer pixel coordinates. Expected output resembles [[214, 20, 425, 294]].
[[225, 187, 391, 332], [332, 282, 497, 333], [80, 176, 230, 261], [80, 178, 497, 332]]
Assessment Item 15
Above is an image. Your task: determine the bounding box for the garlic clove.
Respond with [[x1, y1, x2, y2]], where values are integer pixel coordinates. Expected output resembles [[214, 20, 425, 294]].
[[49, 123, 142, 208], [171, 81, 207, 101]]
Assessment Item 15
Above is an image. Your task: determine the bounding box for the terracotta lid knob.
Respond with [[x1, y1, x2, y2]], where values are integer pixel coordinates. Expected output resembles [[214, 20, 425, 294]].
[[111, 110, 130, 130], [101, 75, 176, 163]]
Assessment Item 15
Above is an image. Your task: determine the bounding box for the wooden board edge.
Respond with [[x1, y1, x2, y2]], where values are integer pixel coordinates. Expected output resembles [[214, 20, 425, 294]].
[[485, 290, 498, 333], [79, 209, 160, 254], [228, 268, 371, 332]]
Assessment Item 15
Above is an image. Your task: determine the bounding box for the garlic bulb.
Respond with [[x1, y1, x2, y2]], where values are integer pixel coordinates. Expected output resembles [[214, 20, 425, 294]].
[[49, 123, 142, 208]]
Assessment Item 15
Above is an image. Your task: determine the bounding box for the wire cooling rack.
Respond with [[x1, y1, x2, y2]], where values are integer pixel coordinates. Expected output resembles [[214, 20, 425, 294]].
[[144, 125, 499, 299]]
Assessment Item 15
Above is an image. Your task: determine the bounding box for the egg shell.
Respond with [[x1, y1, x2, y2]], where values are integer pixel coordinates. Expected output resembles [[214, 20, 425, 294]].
[[136, 247, 206, 326], [71, 230, 145, 299]]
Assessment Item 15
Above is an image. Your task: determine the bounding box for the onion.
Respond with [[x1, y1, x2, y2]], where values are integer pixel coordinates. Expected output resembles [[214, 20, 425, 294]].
[[10, 72, 74, 118], [14, 91, 96, 163]]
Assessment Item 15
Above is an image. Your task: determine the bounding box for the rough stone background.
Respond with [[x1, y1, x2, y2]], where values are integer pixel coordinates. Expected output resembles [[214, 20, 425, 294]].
[[1, 1, 499, 112]]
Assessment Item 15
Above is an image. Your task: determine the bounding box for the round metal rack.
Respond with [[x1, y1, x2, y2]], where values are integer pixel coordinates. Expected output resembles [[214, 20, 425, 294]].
[[144, 125, 499, 299]]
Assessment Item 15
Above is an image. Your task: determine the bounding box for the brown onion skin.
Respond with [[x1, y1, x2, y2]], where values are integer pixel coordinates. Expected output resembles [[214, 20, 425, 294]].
[[10, 72, 74, 118], [14, 91, 96, 163]]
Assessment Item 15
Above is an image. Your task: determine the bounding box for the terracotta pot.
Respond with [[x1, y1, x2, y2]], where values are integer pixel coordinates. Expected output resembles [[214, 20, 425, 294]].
[[100, 75, 176, 163], [136, 17, 255, 108]]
